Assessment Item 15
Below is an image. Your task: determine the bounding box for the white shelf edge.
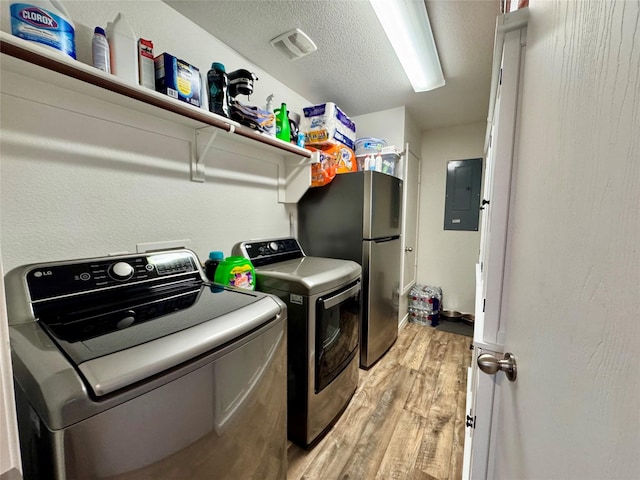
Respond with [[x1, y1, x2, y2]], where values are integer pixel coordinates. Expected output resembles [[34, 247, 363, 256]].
[[0, 32, 314, 202]]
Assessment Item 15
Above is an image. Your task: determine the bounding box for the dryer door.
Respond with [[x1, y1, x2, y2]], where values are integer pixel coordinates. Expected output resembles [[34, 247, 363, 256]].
[[314, 279, 361, 393]]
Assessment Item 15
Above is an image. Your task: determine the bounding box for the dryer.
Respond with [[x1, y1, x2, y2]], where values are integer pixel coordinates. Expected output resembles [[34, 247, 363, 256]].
[[233, 238, 361, 448]]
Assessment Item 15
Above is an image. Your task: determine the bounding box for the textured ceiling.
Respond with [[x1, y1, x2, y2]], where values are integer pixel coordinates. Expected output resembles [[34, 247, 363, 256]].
[[164, 0, 500, 132]]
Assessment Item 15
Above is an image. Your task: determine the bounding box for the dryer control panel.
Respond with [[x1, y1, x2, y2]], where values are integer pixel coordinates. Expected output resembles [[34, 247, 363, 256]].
[[233, 238, 304, 267]]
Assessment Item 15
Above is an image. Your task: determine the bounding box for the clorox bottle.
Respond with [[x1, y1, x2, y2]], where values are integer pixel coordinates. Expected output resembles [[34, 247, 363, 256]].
[[9, 0, 76, 59]]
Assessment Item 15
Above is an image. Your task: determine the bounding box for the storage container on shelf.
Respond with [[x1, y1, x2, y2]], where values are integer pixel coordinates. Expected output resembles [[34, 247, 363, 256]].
[[357, 145, 401, 176], [355, 137, 387, 156]]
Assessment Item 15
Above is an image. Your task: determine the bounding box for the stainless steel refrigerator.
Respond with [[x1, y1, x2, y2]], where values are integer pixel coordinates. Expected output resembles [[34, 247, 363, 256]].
[[298, 171, 403, 369]]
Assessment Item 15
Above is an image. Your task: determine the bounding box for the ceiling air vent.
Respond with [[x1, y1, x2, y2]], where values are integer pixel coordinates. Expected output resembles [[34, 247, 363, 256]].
[[270, 28, 317, 60]]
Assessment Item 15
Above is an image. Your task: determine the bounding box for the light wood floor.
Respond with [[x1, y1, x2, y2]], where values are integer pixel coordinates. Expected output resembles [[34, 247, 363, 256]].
[[287, 322, 473, 480]]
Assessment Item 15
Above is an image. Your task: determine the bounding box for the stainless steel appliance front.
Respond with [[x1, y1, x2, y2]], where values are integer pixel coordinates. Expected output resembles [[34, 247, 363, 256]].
[[362, 237, 402, 367], [6, 250, 287, 479], [233, 238, 361, 448], [298, 171, 403, 369], [282, 277, 360, 447]]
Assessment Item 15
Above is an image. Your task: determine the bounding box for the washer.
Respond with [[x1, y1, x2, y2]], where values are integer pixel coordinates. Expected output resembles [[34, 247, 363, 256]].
[[5, 249, 287, 479], [233, 237, 361, 448]]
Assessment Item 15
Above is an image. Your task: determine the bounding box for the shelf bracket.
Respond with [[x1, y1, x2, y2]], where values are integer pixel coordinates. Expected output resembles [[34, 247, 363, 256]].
[[192, 125, 243, 182], [192, 128, 220, 182], [191, 125, 316, 202], [277, 149, 319, 203]]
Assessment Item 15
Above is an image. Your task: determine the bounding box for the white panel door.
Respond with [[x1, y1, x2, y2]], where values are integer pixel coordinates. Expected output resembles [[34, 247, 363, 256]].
[[401, 145, 420, 292], [463, 10, 528, 479], [466, 3, 640, 479], [491, 1, 640, 478]]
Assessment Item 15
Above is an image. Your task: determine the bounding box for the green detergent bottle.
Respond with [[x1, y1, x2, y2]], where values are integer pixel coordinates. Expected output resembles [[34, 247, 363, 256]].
[[213, 256, 256, 290], [275, 103, 291, 142]]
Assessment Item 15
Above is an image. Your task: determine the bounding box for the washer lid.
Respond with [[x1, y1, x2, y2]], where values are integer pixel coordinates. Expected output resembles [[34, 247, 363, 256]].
[[256, 256, 361, 295]]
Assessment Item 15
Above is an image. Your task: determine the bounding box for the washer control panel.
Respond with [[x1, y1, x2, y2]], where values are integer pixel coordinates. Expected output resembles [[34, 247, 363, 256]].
[[233, 238, 304, 267], [26, 250, 201, 301]]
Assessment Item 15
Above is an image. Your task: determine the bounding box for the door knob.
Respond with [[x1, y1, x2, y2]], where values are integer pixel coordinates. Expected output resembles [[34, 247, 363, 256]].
[[477, 352, 517, 381], [405, 246, 413, 252]]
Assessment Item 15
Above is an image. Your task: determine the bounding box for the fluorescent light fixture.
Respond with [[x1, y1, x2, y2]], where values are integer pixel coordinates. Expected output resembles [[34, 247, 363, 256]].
[[370, 0, 445, 92]]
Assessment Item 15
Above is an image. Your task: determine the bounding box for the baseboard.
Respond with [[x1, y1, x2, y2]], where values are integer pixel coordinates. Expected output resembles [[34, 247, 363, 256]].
[[399, 312, 409, 330]]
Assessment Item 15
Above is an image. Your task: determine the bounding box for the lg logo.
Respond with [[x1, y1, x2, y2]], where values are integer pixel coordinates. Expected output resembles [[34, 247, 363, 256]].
[[33, 270, 52, 278]]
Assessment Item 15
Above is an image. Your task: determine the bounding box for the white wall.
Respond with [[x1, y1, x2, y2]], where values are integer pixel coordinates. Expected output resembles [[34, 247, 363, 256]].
[[352, 106, 406, 149], [418, 122, 485, 314], [351, 105, 421, 164]]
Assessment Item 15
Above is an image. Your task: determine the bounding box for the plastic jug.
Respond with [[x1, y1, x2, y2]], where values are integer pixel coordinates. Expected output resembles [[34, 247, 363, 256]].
[[275, 103, 291, 142], [106, 13, 138, 84], [9, 0, 76, 59], [213, 256, 256, 290]]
